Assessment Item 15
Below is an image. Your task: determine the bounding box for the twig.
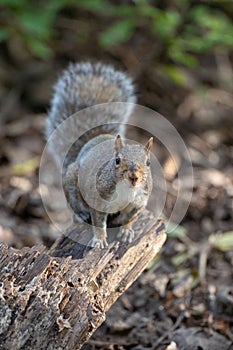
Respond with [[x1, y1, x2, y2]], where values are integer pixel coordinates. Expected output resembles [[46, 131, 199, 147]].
[[198, 240, 212, 284], [152, 312, 184, 349]]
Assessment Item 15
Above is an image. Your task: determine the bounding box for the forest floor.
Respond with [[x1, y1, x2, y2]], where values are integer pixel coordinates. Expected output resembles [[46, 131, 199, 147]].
[[0, 35, 232, 350]]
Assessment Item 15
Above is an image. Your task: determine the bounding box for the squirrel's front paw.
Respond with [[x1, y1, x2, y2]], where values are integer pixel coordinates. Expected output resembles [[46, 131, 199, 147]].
[[90, 236, 108, 249], [117, 227, 135, 243]]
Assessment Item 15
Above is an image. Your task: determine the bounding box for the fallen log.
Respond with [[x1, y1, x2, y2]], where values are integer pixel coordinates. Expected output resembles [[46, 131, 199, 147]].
[[0, 210, 166, 350]]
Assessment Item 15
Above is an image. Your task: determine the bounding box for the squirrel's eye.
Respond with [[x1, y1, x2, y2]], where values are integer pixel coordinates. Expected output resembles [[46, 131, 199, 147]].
[[115, 157, 121, 165], [146, 159, 151, 167]]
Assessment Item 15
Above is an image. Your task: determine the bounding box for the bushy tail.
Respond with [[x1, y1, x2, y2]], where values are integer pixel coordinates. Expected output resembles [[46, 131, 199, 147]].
[[46, 62, 136, 170]]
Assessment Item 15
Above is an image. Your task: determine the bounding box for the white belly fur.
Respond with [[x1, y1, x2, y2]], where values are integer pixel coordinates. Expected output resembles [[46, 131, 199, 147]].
[[108, 180, 147, 213]]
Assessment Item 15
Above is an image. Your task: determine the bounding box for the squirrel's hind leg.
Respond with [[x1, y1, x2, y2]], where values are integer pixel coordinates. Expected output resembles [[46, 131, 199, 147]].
[[89, 209, 108, 248]]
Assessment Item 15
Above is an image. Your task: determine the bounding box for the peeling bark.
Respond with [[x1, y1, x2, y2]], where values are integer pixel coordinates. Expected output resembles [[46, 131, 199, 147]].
[[0, 210, 166, 350]]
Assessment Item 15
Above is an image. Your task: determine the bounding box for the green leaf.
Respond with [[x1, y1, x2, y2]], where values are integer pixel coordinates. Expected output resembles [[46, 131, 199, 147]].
[[210, 231, 233, 252], [162, 65, 188, 86], [109, 5, 137, 17], [0, 0, 23, 6], [152, 10, 181, 38], [24, 37, 53, 59], [18, 9, 53, 39], [0, 28, 10, 41], [11, 157, 40, 175], [100, 19, 134, 48], [166, 222, 187, 238], [76, 0, 105, 11], [172, 252, 189, 266], [168, 42, 198, 67], [190, 5, 233, 50]]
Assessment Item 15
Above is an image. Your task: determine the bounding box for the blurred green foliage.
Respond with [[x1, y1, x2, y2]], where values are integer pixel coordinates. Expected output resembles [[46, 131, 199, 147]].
[[0, 0, 77, 58], [1, 0, 233, 69], [210, 231, 233, 252]]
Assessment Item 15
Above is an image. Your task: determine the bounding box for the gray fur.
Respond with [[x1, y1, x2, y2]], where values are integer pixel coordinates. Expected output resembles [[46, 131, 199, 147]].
[[46, 62, 136, 169], [46, 62, 153, 248]]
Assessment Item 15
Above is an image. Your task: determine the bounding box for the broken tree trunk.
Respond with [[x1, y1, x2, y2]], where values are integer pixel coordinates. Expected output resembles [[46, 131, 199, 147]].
[[0, 210, 166, 350]]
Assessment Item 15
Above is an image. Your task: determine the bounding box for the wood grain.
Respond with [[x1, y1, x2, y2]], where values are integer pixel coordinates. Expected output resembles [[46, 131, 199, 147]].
[[0, 210, 166, 350]]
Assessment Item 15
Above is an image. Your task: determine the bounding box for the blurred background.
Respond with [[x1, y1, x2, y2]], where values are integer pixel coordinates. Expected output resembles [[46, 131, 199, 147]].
[[0, 1, 232, 349]]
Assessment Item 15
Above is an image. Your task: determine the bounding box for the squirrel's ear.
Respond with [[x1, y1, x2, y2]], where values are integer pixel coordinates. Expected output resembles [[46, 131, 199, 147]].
[[145, 137, 153, 153], [115, 135, 124, 152]]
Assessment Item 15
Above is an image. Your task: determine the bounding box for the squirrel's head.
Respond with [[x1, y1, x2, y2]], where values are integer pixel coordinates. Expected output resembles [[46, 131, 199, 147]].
[[114, 135, 153, 187]]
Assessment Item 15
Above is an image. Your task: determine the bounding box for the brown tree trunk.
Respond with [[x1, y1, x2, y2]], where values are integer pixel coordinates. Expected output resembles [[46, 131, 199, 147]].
[[0, 210, 166, 350]]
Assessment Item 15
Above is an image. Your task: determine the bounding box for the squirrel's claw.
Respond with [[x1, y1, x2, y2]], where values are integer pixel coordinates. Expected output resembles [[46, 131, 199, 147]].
[[90, 237, 108, 249], [118, 227, 135, 244]]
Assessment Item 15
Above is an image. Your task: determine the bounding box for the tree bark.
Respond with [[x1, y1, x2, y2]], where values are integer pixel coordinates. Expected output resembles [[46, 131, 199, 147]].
[[0, 210, 166, 350]]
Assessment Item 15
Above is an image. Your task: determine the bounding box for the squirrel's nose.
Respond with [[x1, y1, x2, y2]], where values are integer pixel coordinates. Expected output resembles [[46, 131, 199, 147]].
[[129, 173, 138, 186]]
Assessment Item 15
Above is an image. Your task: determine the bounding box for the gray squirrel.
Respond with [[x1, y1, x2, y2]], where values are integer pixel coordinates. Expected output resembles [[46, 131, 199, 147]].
[[46, 62, 153, 248]]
